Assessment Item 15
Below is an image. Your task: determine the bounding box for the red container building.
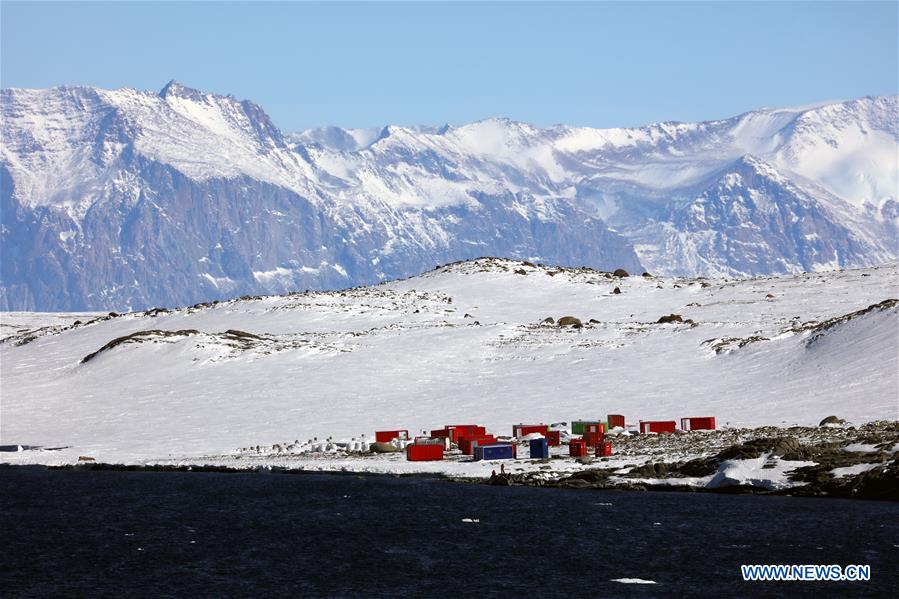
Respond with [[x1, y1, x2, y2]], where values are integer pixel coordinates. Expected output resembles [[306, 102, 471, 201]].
[[582, 422, 605, 447], [406, 443, 444, 461], [545, 430, 561, 446], [441, 425, 486, 443], [569, 439, 588, 457], [639, 420, 677, 434], [458, 435, 497, 455], [595, 441, 613, 457], [462, 425, 487, 440], [607, 414, 626, 429], [680, 417, 716, 431], [513, 424, 549, 438], [375, 430, 409, 443]]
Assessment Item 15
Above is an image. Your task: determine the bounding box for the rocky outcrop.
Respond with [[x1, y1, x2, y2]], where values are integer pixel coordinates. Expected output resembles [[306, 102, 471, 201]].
[[557, 316, 583, 327], [657, 314, 684, 324], [80, 329, 201, 363], [506, 422, 899, 500]]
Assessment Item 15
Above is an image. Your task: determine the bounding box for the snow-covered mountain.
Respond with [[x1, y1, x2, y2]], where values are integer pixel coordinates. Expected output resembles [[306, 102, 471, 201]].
[[1, 82, 896, 310], [1, 259, 896, 464]]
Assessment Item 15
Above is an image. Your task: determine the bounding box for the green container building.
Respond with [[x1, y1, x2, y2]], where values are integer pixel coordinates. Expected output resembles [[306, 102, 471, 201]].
[[571, 420, 607, 435]]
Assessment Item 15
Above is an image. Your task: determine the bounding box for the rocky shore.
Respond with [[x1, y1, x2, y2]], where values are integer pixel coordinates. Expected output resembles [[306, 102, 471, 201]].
[[485, 421, 899, 501]]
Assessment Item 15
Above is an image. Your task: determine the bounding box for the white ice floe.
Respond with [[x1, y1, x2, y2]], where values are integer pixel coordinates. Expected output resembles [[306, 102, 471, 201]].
[[611, 578, 657, 584]]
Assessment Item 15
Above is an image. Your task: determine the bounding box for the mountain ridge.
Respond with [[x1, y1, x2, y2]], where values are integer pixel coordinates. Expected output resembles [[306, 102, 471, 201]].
[[1, 83, 896, 310]]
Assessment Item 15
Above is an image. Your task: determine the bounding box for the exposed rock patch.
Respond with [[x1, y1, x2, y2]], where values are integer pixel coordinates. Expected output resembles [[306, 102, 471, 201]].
[[81, 329, 201, 363], [657, 314, 683, 324], [557, 316, 582, 327]]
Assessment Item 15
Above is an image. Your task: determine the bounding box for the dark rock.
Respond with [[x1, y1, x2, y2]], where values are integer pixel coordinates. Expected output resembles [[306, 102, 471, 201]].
[[628, 462, 677, 477], [657, 314, 684, 324], [566, 469, 610, 484], [771, 437, 801, 457], [558, 316, 582, 327], [542, 317, 555, 325], [559, 478, 594, 489], [613, 269, 630, 278], [678, 458, 719, 477], [717, 438, 773, 461], [612, 287, 621, 294], [80, 329, 201, 364], [642, 272, 652, 277], [514, 269, 528, 275], [819, 415, 846, 426], [849, 459, 898, 500]]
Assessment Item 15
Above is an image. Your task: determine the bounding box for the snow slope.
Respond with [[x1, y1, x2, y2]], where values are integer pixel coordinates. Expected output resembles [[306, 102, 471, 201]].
[[1, 260, 896, 465]]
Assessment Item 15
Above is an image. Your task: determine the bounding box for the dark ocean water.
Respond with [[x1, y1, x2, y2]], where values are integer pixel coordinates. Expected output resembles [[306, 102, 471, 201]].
[[1, 467, 896, 597]]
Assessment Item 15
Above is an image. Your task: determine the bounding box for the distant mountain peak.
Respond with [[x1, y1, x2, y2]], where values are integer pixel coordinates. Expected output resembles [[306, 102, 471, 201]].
[[159, 79, 206, 101]]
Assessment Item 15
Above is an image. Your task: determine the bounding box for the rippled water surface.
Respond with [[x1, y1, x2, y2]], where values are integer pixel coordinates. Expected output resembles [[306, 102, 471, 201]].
[[1, 467, 896, 596]]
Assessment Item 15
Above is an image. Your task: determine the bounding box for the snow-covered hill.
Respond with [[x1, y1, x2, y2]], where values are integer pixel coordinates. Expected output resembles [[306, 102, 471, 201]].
[[2, 83, 897, 310], [1, 260, 896, 465]]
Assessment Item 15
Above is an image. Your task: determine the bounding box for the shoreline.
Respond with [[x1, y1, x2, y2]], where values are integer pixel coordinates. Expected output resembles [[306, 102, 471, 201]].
[[4, 422, 896, 501], [3, 442, 896, 503]]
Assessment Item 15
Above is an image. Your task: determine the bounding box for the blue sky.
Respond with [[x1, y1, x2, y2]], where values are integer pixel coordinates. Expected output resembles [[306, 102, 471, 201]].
[[2, 1, 896, 131]]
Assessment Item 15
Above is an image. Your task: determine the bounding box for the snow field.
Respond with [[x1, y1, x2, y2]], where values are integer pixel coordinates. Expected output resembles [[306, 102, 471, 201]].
[[1, 259, 896, 468]]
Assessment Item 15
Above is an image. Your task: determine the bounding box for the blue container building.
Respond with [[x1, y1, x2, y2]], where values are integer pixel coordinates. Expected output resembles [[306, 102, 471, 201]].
[[474, 443, 515, 461], [529, 437, 549, 459]]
